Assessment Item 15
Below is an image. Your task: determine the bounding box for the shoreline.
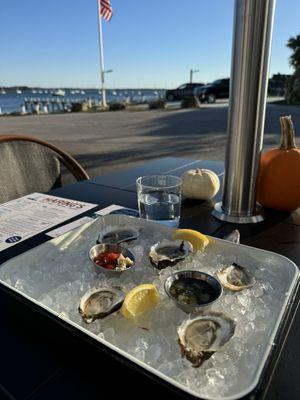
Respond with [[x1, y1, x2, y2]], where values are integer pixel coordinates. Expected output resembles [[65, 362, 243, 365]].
[[0, 97, 285, 117]]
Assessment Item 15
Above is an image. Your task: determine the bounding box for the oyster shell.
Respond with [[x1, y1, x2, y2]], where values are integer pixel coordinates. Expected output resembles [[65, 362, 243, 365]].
[[97, 224, 140, 244], [78, 287, 125, 323], [217, 262, 255, 291], [177, 312, 235, 367], [149, 239, 193, 270], [223, 229, 240, 244]]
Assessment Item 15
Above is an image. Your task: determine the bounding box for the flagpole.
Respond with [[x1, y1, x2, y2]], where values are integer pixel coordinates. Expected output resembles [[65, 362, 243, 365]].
[[97, 0, 107, 107]]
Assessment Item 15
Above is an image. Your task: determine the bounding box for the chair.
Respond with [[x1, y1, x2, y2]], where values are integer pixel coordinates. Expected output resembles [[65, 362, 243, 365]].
[[0, 134, 89, 204]]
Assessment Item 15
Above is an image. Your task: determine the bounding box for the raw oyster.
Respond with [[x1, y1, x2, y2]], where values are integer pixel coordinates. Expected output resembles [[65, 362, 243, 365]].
[[78, 287, 125, 323], [97, 224, 140, 244], [217, 262, 255, 291], [149, 239, 193, 270], [177, 312, 235, 367], [223, 229, 240, 244]]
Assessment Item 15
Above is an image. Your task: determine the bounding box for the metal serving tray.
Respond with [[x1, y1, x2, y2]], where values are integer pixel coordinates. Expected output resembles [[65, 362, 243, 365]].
[[0, 215, 298, 400]]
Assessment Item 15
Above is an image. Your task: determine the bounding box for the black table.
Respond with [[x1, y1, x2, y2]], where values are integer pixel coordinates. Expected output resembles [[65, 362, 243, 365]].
[[0, 157, 299, 400]]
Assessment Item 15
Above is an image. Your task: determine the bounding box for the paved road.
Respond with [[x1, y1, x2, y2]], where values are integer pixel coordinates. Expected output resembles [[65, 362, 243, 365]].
[[0, 101, 299, 183]]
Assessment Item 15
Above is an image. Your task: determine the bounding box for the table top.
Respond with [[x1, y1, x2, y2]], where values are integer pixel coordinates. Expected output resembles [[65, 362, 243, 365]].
[[0, 157, 299, 400]]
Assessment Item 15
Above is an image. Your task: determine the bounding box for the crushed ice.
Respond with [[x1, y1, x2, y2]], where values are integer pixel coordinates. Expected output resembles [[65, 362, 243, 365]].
[[0, 217, 293, 399]]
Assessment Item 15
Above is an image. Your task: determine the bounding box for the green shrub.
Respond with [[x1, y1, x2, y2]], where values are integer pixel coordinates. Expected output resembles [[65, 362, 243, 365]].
[[109, 102, 126, 111], [148, 99, 166, 109]]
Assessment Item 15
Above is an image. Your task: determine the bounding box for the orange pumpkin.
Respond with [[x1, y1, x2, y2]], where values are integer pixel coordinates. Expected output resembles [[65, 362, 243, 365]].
[[257, 115, 300, 212]]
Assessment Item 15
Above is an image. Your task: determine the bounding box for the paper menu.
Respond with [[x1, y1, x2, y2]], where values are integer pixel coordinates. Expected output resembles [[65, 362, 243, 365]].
[[94, 204, 139, 217], [0, 193, 97, 251]]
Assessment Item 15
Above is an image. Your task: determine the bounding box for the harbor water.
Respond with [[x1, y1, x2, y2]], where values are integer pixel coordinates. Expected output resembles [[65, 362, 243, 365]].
[[0, 88, 165, 115]]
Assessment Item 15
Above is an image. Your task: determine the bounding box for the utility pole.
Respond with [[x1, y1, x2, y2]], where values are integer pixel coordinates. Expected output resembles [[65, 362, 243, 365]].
[[190, 69, 199, 83]]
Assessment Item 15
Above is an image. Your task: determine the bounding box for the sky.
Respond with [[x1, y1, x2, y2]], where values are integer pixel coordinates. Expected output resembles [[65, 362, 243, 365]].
[[0, 0, 299, 89]]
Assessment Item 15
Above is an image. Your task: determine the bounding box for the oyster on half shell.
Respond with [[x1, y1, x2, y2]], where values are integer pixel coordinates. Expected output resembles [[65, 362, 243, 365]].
[[97, 224, 140, 244], [149, 239, 193, 270], [223, 229, 240, 244], [78, 287, 125, 323], [177, 312, 235, 367], [217, 262, 255, 291]]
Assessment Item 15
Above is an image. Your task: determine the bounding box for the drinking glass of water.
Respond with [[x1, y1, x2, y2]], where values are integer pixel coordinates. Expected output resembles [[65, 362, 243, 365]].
[[136, 175, 182, 227]]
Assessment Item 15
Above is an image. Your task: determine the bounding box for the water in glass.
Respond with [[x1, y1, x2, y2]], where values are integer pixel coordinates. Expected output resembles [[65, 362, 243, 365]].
[[138, 191, 181, 227]]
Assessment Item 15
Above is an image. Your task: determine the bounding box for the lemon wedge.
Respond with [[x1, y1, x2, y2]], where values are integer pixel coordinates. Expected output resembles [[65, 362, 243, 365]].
[[121, 284, 160, 320], [172, 228, 209, 251]]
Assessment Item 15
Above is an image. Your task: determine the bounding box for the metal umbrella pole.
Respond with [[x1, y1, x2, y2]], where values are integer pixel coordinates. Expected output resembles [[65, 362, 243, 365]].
[[212, 0, 276, 224]]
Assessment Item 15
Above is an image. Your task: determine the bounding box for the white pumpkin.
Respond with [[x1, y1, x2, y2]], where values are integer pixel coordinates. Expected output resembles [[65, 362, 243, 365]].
[[181, 169, 220, 200]]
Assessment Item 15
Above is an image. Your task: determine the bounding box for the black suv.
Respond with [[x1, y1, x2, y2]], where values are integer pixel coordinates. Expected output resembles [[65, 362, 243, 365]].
[[194, 79, 230, 103], [165, 83, 204, 101]]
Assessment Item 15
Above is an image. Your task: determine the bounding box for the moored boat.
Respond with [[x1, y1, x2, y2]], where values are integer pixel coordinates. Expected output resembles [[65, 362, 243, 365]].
[[53, 89, 66, 97]]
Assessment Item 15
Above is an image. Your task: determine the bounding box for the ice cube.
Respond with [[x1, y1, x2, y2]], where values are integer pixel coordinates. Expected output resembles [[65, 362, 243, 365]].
[[206, 368, 225, 384], [230, 337, 244, 354], [102, 327, 115, 342], [211, 352, 229, 367], [237, 293, 252, 308], [157, 361, 174, 376], [146, 344, 162, 364], [252, 284, 264, 298], [224, 294, 235, 306]]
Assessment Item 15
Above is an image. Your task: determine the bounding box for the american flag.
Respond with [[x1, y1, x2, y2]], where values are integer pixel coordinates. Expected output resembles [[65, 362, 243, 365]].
[[99, 0, 113, 22]]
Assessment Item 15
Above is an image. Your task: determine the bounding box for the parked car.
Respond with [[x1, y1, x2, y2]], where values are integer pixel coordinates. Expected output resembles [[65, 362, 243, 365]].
[[165, 83, 204, 101], [194, 79, 230, 103]]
